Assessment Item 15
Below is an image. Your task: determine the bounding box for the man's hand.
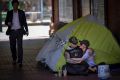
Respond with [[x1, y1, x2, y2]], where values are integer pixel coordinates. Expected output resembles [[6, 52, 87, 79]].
[[8, 22, 12, 26], [71, 58, 83, 63]]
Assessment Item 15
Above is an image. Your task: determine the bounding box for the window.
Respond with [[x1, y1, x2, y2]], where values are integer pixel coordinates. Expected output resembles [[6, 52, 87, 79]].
[[91, 0, 105, 24], [59, 0, 73, 23], [82, 0, 90, 16]]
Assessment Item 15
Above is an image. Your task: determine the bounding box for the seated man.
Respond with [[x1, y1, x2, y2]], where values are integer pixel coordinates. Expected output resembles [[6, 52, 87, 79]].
[[63, 36, 89, 75]]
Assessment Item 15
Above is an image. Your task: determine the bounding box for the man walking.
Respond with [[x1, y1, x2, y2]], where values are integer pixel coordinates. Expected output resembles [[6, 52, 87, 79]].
[[5, 0, 29, 67]]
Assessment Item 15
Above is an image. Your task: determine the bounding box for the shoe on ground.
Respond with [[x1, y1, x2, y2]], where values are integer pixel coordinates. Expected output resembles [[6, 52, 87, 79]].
[[18, 63, 23, 68], [12, 60, 16, 65]]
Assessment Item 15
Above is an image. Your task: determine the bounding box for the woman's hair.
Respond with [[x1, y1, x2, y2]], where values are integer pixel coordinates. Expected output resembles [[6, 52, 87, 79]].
[[79, 40, 90, 48]]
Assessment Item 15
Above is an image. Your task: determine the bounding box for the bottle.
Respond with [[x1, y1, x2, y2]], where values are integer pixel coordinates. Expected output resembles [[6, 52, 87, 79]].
[[63, 67, 67, 77], [98, 62, 110, 80], [58, 67, 62, 77]]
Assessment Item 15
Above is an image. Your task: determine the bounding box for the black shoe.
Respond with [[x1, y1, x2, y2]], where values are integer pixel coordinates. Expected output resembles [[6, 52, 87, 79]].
[[18, 63, 23, 68], [12, 61, 16, 65]]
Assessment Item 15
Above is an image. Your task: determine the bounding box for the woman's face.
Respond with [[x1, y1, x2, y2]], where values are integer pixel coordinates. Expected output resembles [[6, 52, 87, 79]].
[[80, 44, 87, 51]]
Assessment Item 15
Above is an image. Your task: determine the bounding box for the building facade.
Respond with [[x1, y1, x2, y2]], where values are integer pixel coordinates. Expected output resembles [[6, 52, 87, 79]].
[[51, 0, 120, 45]]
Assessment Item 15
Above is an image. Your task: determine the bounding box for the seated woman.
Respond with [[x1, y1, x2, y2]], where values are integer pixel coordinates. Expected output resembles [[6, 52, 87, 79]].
[[80, 48, 97, 73], [63, 36, 89, 75]]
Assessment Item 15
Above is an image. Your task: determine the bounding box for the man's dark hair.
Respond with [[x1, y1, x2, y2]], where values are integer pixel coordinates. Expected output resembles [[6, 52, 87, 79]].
[[79, 40, 90, 47], [69, 36, 78, 45], [12, 0, 19, 5]]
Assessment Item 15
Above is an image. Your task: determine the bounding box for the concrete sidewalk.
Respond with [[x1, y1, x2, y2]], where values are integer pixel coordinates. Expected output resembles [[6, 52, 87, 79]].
[[0, 25, 50, 41]]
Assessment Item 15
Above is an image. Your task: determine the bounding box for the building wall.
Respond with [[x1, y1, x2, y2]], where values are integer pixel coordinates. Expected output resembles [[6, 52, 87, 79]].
[[52, 0, 120, 44], [52, 0, 82, 31]]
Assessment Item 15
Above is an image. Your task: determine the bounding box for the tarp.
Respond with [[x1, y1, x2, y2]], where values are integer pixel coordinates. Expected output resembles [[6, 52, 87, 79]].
[[36, 15, 120, 72], [36, 18, 81, 62]]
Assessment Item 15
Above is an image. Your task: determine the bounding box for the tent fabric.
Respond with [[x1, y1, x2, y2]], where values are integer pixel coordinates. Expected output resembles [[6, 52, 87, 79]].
[[36, 18, 81, 71], [36, 15, 120, 72], [36, 18, 81, 62]]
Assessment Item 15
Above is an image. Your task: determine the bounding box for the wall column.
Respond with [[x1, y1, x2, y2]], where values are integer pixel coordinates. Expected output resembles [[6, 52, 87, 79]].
[[51, 0, 59, 32], [0, 1, 2, 32], [73, 0, 82, 20], [106, 0, 120, 45]]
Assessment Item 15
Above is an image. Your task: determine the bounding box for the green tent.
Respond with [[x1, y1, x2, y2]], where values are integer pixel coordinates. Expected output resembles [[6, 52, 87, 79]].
[[36, 15, 120, 72], [55, 16, 120, 71]]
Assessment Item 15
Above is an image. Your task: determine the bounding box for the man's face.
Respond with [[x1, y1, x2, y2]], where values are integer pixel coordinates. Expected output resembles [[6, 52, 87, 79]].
[[70, 43, 77, 48], [13, 3, 19, 11]]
